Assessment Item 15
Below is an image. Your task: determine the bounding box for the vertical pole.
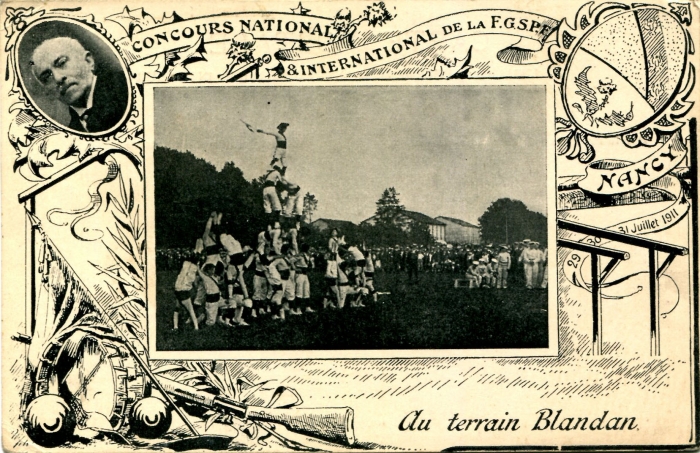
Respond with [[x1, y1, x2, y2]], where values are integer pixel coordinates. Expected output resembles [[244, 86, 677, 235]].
[[650, 249, 660, 356], [591, 253, 602, 355], [25, 198, 36, 336], [689, 117, 698, 444]]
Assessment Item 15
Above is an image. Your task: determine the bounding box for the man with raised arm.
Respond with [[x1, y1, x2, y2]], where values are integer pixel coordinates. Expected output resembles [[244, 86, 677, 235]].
[[244, 121, 290, 170]]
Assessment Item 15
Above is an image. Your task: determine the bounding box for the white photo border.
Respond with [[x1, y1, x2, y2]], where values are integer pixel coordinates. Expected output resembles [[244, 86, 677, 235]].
[[143, 78, 558, 360]]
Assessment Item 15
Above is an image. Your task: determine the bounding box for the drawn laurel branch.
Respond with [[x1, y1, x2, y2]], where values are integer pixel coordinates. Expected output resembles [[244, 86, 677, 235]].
[[89, 161, 147, 341], [152, 361, 314, 450], [555, 117, 596, 163]]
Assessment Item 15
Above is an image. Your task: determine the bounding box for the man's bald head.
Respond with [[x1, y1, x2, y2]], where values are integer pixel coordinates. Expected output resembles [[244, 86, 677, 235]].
[[30, 37, 95, 108]]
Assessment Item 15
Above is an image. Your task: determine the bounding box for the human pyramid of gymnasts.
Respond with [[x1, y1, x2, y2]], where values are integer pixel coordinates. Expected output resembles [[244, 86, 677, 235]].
[[172, 121, 379, 330]]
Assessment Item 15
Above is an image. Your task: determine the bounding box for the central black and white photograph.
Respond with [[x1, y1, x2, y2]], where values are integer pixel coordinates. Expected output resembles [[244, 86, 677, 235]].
[[147, 82, 554, 356]]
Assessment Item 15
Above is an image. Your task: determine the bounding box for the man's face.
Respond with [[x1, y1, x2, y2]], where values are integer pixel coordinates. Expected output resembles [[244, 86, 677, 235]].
[[31, 38, 94, 107]]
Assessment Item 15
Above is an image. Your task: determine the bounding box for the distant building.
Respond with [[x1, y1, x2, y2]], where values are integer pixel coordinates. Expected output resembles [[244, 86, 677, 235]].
[[311, 218, 357, 233], [361, 210, 446, 243], [435, 216, 481, 244]]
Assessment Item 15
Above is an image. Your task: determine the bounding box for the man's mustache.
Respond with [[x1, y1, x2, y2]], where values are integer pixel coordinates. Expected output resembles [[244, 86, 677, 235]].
[[58, 81, 77, 97]]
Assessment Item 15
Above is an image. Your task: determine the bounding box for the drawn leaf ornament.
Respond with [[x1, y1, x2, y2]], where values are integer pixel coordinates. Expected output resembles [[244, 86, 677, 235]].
[[105, 6, 182, 38], [150, 364, 184, 375], [241, 422, 259, 439], [145, 362, 316, 448], [205, 413, 221, 431], [363, 2, 394, 26], [669, 2, 692, 25], [3, 6, 45, 51], [223, 365, 237, 401], [556, 117, 595, 163], [8, 110, 38, 148], [146, 36, 208, 83], [105, 169, 144, 266], [239, 380, 270, 403]]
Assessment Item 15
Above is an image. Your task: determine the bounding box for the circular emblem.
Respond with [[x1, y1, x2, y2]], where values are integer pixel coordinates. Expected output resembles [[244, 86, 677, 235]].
[[560, 7, 687, 137]]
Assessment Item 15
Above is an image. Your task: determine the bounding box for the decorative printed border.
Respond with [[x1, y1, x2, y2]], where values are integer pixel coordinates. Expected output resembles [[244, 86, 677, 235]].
[[2, 1, 697, 451]]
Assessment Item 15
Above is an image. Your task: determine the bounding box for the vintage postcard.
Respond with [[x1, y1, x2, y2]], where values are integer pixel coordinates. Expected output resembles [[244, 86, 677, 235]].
[[1, 0, 697, 451]]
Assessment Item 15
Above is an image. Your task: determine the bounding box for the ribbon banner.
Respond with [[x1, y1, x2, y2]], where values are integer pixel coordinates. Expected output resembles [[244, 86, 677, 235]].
[[581, 132, 691, 237], [558, 130, 691, 239], [577, 133, 688, 196], [114, 10, 557, 76], [275, 10, 558, 79], [610, 172, 690, 236], [115, 13, 335, 64]]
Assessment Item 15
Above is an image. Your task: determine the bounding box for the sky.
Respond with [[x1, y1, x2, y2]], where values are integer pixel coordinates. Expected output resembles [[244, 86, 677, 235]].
[[153, 84, 547, 224]]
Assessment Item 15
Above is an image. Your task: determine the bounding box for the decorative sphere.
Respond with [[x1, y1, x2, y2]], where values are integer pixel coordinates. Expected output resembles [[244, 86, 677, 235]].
[[24, 395, 76, 448], [129, 397, 172, 438], [562, 7, 687, 137]]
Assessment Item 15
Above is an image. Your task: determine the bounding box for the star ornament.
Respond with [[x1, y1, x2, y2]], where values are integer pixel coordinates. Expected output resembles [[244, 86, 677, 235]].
[[291, 2, 310, 15]]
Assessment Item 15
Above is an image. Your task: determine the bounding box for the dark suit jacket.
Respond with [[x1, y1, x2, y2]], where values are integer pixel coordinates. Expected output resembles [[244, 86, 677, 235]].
[[68, 68, 129, 134]]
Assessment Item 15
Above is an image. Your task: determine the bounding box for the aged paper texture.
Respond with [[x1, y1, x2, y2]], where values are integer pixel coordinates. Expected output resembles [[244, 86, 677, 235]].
[[1, 0, 697, 451]]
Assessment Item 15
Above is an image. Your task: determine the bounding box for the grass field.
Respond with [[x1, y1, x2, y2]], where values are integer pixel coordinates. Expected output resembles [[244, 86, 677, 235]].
[[155, 269, 548, 351]]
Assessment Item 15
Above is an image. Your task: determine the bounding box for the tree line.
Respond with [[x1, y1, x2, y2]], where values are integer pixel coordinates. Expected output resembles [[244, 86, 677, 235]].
[[154, 146, 546, 249], [156, 146, 267, 248]]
